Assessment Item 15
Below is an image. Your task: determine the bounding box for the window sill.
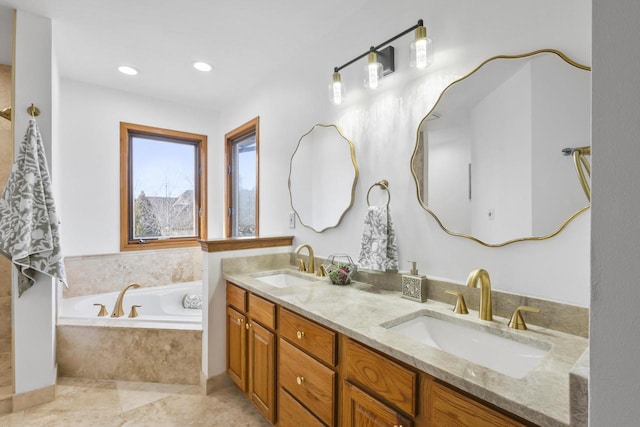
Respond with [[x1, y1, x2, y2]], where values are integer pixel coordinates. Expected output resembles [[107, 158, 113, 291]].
[[199, 236, 293, 253]]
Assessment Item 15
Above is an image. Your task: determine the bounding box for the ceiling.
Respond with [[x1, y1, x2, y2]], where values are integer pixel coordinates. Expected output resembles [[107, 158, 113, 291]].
[[0, 0, 415, 111]]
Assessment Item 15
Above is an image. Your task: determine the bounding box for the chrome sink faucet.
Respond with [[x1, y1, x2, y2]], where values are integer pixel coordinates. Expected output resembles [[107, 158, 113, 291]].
[[295, 244, 315, 274], [111, 283, 141, 317], [466, 269, 493, 321]]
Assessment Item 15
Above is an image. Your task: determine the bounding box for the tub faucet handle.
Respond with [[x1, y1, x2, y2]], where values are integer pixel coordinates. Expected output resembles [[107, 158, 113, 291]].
[[93, 303, 108, 317], [128, 305, 142, 318]]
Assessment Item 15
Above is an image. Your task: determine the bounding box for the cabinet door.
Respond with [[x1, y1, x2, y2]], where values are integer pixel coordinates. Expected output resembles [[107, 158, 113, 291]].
[[279, 388, 325, 427], [343, 381, 412, 427], [226, 306, 247, 391], [248, 321, 276, 423], [431, 381, 528, 427]]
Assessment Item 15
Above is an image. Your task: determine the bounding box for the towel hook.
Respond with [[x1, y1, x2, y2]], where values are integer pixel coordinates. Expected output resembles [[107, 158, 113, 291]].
[[27, 103, 40, 118], [366, 179, 391, 207]]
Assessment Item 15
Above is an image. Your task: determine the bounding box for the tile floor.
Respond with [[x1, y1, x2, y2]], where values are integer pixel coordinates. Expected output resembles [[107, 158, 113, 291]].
[[0, 377, 272, 426]]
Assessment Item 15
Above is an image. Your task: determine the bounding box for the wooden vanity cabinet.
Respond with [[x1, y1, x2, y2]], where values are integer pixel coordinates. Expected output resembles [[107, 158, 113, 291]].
[[341, 337, 418, 427], [226, 283, 277, 423], [278, 308, 338, 426], [428, 380, 533, 427], [226, 281, 539, 427]]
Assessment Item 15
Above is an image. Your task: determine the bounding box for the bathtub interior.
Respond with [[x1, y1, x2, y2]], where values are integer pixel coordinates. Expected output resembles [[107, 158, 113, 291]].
[[58, 281, 203, 326]]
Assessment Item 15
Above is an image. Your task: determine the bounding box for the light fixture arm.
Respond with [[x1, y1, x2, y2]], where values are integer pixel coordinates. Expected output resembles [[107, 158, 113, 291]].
[[333, 19, 424, 73]]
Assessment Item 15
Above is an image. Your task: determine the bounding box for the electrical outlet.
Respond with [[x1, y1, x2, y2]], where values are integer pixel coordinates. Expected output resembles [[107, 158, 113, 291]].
[[288, 212, 296, 228]]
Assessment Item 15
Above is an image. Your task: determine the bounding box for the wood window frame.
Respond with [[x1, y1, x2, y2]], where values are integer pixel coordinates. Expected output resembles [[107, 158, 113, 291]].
[[224, 117, 260, 238], [120, 122, 208, 251]]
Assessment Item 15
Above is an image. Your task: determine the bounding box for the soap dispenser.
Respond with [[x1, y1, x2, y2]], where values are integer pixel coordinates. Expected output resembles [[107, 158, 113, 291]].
[[401, 261, 428, 302]]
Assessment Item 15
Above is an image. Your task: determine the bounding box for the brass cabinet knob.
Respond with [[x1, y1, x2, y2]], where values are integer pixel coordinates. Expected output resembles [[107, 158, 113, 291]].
[[246, 322, 252, 330], [508, 306, 541, 330], [296, 376, 304, 385], [296, 330, 305, 340], [445, 290, 469, 314], [238, 318, 243, 323]]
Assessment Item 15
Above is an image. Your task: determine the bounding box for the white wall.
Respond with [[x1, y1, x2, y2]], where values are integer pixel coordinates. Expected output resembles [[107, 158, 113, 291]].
[[58, 79, 221, 256], [470, 64, 532, 243], [12, 9, 57, 394], [591, 0, 640, 424], [531, 55, 590, 235], [220, 0, 591, 306]]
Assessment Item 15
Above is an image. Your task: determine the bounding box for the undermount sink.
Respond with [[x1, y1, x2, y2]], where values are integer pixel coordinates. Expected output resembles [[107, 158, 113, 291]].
[[382, 312, 551, 378], [252, 271, 319, 288]]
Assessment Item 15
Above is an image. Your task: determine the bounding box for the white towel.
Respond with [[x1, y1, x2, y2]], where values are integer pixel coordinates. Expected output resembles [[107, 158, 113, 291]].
[[358, 205, 398, 272], [0, 119, 67, 296]]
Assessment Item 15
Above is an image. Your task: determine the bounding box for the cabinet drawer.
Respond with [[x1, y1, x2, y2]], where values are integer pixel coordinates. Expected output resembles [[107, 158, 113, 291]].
[[280, 308, 337, 366], [226, 282, 246, 312], [248, 293, 276, 330], [432, 381, 528, 427], [346, 339, 417, 416], [279, 339, 335, 426], [278, 388, 325, 427], [343, 381, 412, 427]]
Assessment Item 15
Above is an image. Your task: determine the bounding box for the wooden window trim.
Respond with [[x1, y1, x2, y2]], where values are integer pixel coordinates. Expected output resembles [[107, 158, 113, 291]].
[[120, 122, 208, 251], [224, 117, 260, 238]]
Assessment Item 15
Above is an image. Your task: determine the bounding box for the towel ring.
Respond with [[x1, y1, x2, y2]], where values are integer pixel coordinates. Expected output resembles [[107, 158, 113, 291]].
[[367, 179, 391, 207]]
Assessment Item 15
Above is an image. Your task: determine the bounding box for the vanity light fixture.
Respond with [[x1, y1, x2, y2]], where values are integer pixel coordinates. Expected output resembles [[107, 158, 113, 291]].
[[118, 65, 139, 76], [330, 70, 345, 105], [410, 23, 434, 69], [364, 48, 384, 89], [330, 19, 432, 104], [193, 61, 212, 72]]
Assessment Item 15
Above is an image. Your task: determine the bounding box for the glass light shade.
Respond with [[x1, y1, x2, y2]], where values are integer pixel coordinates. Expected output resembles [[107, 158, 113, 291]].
[[329, 72, 345, 105], [364, 51, 383, 89], [410, 26, 434, 69]]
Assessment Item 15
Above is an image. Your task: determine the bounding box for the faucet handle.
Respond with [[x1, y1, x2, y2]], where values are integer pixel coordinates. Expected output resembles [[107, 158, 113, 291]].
[[316, 265, 326, 277], [508, 306, 540, 330], [445, 290, 468, 314], [93, 303, 108, 317], [128, 305, 142, 318], [296, 258, 306, 272]]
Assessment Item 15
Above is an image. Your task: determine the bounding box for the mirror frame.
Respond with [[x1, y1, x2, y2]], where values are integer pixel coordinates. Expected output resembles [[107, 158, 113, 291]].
[[288, 123, 359, 233], [410, 49, 591, 247]]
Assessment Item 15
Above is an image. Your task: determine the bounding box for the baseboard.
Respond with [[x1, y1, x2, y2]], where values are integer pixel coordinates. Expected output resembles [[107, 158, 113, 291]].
[[12, 384, 55, 412], [0, 394, 12, 415], [201, 371, 232, 395]]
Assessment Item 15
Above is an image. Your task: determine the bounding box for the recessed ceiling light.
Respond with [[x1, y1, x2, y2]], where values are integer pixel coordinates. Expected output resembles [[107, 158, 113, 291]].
[[118, 65, 139, 76], [193, 61, 212, 72]]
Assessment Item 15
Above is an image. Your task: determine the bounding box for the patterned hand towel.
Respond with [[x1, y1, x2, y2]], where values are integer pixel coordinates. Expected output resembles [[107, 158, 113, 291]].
[[0, 119, 67, 296], [357, 205, 398, 272]]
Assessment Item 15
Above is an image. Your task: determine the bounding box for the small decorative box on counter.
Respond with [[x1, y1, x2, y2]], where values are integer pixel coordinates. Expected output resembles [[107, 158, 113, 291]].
[[323, 254, 356, 286]]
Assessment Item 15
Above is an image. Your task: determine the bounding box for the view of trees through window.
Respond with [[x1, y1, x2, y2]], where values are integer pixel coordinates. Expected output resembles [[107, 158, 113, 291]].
[[131, 135, 198, 240]]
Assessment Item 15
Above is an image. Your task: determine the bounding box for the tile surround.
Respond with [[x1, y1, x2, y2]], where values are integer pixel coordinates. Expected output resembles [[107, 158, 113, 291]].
[[63, 247, 202, 298], [57, 326, 202, 385]]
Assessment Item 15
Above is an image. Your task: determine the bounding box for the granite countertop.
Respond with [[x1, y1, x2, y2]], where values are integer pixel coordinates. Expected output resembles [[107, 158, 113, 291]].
[[224, 266, 588, 427]]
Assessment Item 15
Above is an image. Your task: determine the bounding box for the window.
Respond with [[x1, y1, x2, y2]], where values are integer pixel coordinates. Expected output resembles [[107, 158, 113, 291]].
[[120, 122, 207, 250], [225, 117, 259, 237]]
